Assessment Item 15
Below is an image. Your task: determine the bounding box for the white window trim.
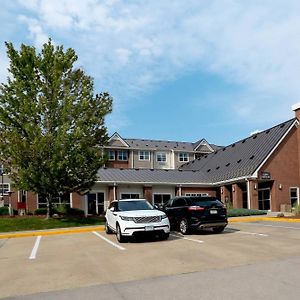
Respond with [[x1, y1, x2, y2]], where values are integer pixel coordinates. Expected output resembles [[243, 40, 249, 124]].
[[152, 193, 172, 205], [156, 152, 167, 162], [178, 152, 189, 162], [0, 183, 10, 196], [184, 193, 209, 197], [108, 150, 115, 161], [120, 193, 141, 199], [139, 150, 150, 161], [117, 150, 128, 161]]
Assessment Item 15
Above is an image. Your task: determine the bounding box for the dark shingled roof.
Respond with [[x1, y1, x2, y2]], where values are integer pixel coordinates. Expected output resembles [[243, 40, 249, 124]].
[[97, 168, 211, 185], [180, 118, 297, 183], [123, 138, 213, 152]]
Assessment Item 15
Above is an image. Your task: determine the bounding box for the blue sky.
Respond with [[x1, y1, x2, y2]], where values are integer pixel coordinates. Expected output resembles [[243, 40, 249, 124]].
[[1, 0, 300, 146]]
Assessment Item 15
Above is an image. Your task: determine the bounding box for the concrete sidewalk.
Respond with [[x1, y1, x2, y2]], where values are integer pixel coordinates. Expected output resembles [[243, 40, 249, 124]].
[[0, 215, 299, 239]]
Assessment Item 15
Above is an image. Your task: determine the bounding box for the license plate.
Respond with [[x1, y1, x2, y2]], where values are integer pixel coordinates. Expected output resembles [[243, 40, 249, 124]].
[[210, 209, 218, 214], [145, 226, 154, 231]]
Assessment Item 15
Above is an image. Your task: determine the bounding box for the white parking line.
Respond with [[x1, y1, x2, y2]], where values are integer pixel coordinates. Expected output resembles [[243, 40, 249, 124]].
[[92, 231, 126, 251], [225, 229, 268, 237], [29, 236, 42, 260], [246, 223, 300, 230], [171, 233, 204, 243]]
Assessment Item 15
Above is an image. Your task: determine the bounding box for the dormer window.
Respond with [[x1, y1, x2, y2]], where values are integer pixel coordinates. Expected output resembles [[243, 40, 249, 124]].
[[118, 150, 128, 161], [108, 150, 115, 160], [139, 151, 150, 161], [179, 153, 189, 162]]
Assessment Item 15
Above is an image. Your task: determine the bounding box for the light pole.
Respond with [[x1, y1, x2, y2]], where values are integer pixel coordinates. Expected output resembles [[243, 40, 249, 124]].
[[0, 165, 3, 207], [8, 191, 13, 217]]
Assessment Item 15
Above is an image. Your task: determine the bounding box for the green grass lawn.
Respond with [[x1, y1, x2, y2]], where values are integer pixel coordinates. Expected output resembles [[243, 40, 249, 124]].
[[0, 216, 105, 233]]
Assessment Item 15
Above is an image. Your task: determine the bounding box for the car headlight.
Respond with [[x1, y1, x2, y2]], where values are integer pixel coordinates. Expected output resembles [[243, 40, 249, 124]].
[[120, 216, 134, 221], [161, 214, 168, 220]]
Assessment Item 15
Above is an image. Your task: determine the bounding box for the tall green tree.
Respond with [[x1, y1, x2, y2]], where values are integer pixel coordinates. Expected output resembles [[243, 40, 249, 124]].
[[0, 40, 112, 217]]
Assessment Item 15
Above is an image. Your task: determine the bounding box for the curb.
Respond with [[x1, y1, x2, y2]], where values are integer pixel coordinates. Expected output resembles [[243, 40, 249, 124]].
[[0, 225, 105, 239], [229, 217, 300, 223]]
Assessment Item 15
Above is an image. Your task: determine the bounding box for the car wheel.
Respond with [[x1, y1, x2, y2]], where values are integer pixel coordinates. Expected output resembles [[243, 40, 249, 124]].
[[212, 226, 226, 234], [105, 221, 113, 234], [160, 232, 170, 240], [116, 224, 127, 243], [179, 218, 189, 235]]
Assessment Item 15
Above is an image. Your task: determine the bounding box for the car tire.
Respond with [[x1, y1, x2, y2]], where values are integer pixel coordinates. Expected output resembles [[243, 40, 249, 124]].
[[105, 221, 113, 234], [116, 224, 127, 243], [160, 232, 170, 240], [179, 218, 190, 235], [212, 226, 226, 234]]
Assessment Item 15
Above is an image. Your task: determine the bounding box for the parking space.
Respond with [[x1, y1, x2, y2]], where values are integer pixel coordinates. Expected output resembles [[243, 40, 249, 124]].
[[0, 221, 299, 298]]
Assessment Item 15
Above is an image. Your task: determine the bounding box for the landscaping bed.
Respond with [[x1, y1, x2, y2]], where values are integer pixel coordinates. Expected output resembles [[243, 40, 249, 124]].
[[227, 208, 267, 217], [0, 215, 105, 233]]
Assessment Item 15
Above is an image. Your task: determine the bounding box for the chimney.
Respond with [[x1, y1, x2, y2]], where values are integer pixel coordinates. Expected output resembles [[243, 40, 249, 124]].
[[292, 102, 300, 119]]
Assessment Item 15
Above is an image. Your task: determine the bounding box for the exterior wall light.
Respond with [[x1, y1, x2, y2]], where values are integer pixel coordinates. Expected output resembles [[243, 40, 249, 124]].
[[254, 183, 257, 190], [279, 184, 282, 190]]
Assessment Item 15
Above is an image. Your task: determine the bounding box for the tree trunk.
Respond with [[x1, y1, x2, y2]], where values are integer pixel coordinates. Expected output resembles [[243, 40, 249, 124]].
[[46, 194, 52, 219]]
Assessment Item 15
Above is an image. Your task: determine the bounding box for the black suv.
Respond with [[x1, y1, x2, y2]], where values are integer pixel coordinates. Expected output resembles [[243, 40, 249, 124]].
[[161, 196, 227, 234]]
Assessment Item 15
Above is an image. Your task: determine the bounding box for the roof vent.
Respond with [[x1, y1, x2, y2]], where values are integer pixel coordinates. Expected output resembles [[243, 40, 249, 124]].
[[222, 148, 226, 151], [237, 159, 242, 163], [135, 168, 139, 171], [207, 169, 211, 172], [216, 166, 220, 170], [266, 130, 270, 134], [242, 140, 246, 143], [146, 144, 149, 146], [214, 151, 218, 155], [232, 144, 235, 147], [204, 155, 208, 158], [280, 124, 285, 128], [250, 155, 255, 160], [120, 168, 123, 170], [253, 135, 257, 139], [226, 163, 230, 167]]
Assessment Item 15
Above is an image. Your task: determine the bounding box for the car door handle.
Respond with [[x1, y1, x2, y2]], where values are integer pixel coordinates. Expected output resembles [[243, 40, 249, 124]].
[[113, 213, 117, 216]]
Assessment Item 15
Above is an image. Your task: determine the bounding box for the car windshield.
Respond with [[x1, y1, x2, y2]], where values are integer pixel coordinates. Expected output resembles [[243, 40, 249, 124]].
[[118, 200, 154, 211]]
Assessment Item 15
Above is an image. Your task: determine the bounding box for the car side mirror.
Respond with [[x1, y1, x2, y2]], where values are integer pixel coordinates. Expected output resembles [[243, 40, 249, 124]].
[[110, 207, 115, 212]]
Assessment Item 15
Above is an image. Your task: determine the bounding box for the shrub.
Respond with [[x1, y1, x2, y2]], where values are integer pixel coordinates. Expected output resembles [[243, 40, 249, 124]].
[[66, 207, 85, 217], [292, 204, 300, 216], [34, 208, 47, 215], [227, 208, 267, 217], [0, 207, 9, 216]]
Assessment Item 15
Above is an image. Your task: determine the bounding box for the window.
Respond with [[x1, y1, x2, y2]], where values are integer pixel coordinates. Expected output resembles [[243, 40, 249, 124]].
[[258, 189, 270, 210], [156, 152, 166, 162], [118, 150, 128, 161], [153, 194, 171, 205], [290, 187, 299, 207], [185, 193, 209, 197], [179, 153, 189, 162], [38, 193, 71, 208], [108, 150, 115, 160], [139, 151, 150, 161], [121, 193, 140, 199], [0, 183, 10, 195]]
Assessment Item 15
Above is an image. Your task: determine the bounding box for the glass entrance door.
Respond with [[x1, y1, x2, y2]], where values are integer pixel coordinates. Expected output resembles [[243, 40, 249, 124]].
[[258, 189, 270, 210], [87, 192, 105, 215]]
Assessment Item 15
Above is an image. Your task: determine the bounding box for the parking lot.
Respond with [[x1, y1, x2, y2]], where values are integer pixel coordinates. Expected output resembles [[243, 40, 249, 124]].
[[0, 220, 300, 299]]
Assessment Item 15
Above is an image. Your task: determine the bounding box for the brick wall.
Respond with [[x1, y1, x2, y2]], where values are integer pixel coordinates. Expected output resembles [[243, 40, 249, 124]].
[[260, 127, 300, 211]]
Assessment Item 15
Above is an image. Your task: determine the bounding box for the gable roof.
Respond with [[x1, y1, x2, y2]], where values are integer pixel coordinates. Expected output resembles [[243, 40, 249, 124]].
[[108, 132, 129, 148], [106, 132, 216, 152], [180, 118, 298, 184], [97, 168, 211, 185]]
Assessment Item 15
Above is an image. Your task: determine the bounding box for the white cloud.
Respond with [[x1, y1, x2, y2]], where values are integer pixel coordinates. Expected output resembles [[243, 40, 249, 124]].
[[2, 0, 300, 126]]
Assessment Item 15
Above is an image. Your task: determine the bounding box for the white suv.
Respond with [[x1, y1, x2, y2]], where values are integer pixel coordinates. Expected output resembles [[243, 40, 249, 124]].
[[105, 199, 170, 243]]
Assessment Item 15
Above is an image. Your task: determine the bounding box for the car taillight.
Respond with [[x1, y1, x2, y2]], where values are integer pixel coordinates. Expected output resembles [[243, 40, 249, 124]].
[[188, 206, 205, 211]]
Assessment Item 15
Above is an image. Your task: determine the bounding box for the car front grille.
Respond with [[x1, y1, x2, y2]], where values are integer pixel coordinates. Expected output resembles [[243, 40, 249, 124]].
[[133, 216, 161, 223]]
